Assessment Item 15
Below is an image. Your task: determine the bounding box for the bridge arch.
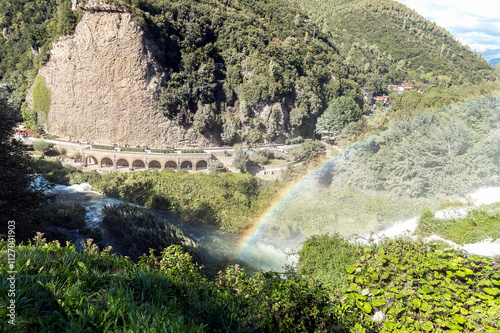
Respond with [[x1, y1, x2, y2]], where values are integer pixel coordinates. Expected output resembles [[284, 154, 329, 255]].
[[116, 159, 129, 169], [180, 161, 192, 170], [86, 156, 98, 166], [148, 160, 161, 170], [132, 160, 145, 170], [196, 160, 208, 170], [101, 157, 113, 168], [165, 161, 177, 169]]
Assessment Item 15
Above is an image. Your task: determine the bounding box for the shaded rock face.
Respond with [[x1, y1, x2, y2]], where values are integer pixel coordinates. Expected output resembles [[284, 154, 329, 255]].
[[28, 11, 211, 148]]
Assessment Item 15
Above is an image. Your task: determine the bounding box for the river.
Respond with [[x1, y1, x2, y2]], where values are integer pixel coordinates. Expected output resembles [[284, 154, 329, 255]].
[[47, 181, 500, 272], [48, 182, 302, 271]]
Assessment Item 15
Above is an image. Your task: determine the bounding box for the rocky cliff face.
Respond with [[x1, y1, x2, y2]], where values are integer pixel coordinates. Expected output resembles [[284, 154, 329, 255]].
[[28, 8, 211, 148]]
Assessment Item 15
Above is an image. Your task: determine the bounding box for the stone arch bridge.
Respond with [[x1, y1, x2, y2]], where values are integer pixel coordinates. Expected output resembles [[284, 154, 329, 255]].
[[81, 148, 214, 171]]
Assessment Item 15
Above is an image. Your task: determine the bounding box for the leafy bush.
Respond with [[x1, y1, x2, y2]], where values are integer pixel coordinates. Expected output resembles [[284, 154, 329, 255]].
[[32, 140, 55, 154], [298, 234, 362, 292], [91, 144, 114, 150], [342, 238, 500, 332], [289, 139, 325, 162], [36, 202, 86, 230], [208, 159, 225, 174], [285, 136, 305, 145], [80, 227, 103, 242], [121, 147, 144, 152], [250, 152, 268, 165], [180, 149, 205, 153]]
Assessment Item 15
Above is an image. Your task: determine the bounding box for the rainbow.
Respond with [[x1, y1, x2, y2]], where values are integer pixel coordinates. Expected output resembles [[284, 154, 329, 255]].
[[235, 91, 500, 263], [236, 150, 344, 262]]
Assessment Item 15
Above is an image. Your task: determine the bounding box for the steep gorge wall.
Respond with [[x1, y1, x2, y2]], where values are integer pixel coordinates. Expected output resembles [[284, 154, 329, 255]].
[[28, 9, 211, 148]]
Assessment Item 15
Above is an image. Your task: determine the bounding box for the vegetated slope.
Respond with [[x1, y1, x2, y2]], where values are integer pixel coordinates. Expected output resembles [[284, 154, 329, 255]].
[[0, 239, 346, 332], [296, 0, 495, 87], [129, 0, 361, 143], [266, 89, 500, 237], [0, 0, 78, 111]]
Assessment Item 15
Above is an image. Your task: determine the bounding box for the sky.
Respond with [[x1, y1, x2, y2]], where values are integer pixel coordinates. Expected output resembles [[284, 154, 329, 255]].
[[396, 0, 500, 52]]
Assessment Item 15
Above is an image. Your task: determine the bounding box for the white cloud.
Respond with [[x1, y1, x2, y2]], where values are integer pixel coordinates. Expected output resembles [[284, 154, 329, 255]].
[[397, 0, 500, 51]]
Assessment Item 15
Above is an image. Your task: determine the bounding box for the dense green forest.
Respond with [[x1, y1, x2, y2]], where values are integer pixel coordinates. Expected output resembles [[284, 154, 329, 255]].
[[0, 0, 77, 107], [2, 0, 497, 144], [297, 0, 496, 87]]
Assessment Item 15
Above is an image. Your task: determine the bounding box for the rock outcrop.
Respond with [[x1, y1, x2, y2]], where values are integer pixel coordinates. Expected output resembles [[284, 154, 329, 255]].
[[28, 9, 211, 147]]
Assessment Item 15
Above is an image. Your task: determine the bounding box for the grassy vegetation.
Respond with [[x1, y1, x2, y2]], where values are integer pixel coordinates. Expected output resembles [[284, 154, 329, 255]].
[[268, 186, 430, 237], [49, 168, 282, 233], [31, 76, 51, 124], [416, 203, 500, 244], [0, 238, 346, 332], [101, 204, 202, 262], [2, 231, 497, 332]]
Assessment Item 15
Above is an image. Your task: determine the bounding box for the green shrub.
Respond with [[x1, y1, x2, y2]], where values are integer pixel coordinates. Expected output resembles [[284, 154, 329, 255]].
[[32, 140, 55, 154], [285, 136, 305, 145], [91, 144, 114, 150], [289, 139, 325, 162], [36, 202, 86, 229], [80, 227, 103, 242], [150, 148, 175, 153], [121, 147, 144, 152], [208, 160, 225, 174], [180, 149, 205, 153], [341, 238, 500, 332]]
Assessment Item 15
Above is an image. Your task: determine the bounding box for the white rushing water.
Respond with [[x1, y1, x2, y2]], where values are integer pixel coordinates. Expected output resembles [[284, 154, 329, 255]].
[[46, 179, 500, 270], [366, 186, 500, 258], [47, 181, 300, 271]]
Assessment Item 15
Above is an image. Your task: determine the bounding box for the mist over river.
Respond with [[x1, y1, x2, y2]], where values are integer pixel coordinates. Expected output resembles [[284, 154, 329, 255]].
[[46, 179, 500, 272], [47, 181, 302, 271]]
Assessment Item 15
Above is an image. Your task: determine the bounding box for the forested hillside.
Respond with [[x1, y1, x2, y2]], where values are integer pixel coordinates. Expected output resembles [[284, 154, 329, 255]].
[[297, 0, 495, 88], [1, 0, 497, 144], [0, 0, 77, 107]]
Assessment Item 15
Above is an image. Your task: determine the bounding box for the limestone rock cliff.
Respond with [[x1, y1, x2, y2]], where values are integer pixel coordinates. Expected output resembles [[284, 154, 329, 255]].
[[28, 9, 211, 148]]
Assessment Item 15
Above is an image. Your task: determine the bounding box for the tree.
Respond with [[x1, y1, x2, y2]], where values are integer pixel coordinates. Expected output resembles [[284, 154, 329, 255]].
[[290, 139, 325, 162], [32, 140, 55, 156], [209, 160, 225, 174], [0, 96, 49, 240], [232, 144, 249, 172], [315, 96, 363, 142]]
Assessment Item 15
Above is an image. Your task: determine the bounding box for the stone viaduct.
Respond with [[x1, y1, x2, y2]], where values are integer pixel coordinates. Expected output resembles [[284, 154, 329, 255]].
[[81, 148, 214, 171]]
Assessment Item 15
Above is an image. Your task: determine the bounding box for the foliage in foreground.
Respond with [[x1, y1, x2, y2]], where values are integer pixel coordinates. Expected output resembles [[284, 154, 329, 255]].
[[298, 235, 500, 333], [343, 238, 500, 332], [0, 95, 49, 240], [0, 238, 346, 332]]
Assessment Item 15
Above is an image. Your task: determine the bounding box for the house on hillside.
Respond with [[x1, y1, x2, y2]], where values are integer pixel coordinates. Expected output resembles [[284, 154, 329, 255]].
[[387, 84, 414, 93]]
